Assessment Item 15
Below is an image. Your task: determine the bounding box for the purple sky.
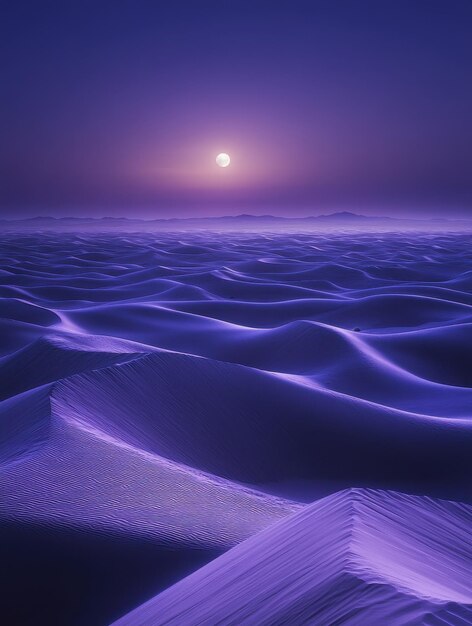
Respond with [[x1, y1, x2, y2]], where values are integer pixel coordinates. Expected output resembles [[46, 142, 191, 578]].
[[2, 1, 472, 218]]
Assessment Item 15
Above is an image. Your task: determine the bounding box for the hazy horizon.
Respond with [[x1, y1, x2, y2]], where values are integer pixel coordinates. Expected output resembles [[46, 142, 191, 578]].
[[3, 209, 471, 222]]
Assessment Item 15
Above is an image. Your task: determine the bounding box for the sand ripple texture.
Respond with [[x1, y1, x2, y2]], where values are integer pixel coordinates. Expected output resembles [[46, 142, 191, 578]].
[[1, 230, 472, 625]]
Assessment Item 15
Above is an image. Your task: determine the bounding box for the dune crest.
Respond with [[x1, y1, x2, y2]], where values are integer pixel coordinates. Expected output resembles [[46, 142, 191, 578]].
[[112, 489, 472, 626]]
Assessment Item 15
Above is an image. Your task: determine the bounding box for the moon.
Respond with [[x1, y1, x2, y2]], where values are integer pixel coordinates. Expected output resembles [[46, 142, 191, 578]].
[[216, 152, 230, 168]]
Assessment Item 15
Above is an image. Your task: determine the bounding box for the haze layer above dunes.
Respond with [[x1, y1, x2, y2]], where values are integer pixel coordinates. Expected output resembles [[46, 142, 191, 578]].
[[1, 230, 472, 625]]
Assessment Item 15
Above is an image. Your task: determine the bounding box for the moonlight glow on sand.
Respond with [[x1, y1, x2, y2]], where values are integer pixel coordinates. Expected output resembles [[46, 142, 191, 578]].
[[216, 153, 230, 168]]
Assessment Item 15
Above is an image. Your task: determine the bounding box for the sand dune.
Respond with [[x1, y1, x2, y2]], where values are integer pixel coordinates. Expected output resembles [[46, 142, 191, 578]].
[[0, 360, 299, 624], [42, 351, 472, 500], [0, 332, 152, 400], [112, 489, 472, 626], [1, 230, 472, 625]]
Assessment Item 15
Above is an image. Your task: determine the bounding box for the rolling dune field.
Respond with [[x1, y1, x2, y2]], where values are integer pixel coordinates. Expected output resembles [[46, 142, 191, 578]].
[[1, 230, 472, 625]]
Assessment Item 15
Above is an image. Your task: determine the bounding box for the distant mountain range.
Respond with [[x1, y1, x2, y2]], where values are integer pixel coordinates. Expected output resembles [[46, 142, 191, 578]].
[[0, 211, 469, 230]]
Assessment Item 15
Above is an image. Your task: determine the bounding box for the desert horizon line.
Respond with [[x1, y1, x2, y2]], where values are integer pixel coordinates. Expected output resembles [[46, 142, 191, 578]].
[[2, 210, 471, 224]]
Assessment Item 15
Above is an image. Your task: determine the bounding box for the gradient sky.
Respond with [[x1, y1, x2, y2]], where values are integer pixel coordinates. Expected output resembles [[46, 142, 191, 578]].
[[1, 0, 472, 218]]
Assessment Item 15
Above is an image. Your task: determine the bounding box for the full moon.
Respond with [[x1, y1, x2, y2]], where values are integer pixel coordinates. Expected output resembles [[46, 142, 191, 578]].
[[216, 152, 230, 168]]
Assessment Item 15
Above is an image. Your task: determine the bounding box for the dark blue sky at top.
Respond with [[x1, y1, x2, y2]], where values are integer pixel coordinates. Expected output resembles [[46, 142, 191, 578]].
[[1, 0, 472, 218]]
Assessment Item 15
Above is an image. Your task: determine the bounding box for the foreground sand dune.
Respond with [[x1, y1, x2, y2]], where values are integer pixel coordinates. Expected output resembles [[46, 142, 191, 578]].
[[112, 488, 472, 626]]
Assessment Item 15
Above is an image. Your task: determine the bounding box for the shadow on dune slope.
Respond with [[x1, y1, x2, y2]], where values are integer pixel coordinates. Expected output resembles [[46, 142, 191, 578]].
[[50, 351, 472, 501]]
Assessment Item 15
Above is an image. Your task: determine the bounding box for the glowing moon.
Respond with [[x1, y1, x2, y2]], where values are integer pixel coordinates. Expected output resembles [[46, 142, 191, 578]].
[[216, 152, 230, 168]]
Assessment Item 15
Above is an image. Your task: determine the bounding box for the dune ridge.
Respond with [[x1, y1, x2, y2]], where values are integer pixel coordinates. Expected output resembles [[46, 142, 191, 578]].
[[112, 488, 472, 626]]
